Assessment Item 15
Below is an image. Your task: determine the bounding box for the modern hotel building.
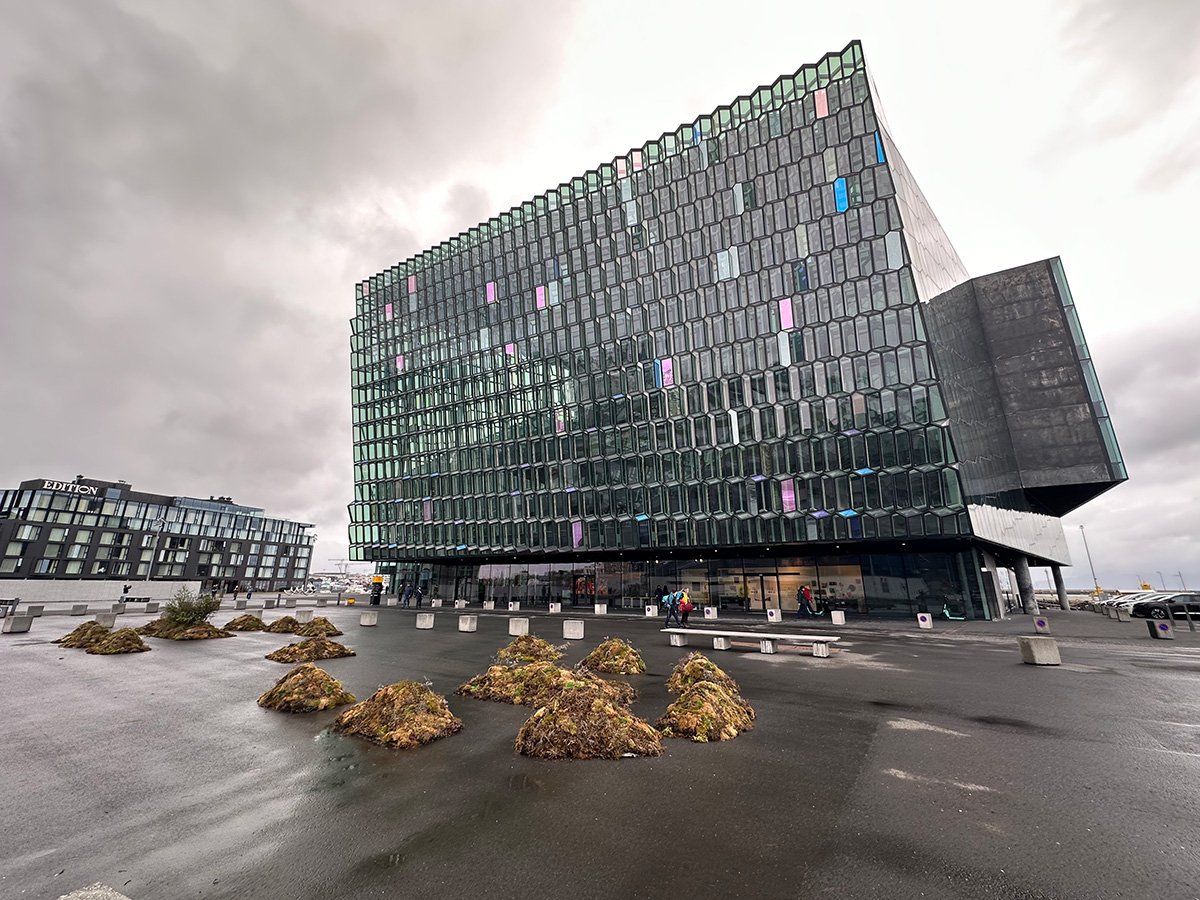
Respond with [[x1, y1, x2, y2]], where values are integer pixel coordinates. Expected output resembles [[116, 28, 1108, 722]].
[[348, 41, 1124, 617]]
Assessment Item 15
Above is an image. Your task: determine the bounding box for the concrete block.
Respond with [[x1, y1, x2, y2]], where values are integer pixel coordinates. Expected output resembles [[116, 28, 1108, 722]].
[[483, 601, 495, 610], [285, 597, 296, 608], [1, 615, 33, 634], [264, 599, 277, 610], [812, 642, 831, 658], [1032, 615, 1051, 634], [70, 604, 88, 616], [95, 613, 117, 629], [454, 600, 466, 609], [22, 604, 44, 617], [386, 597, 398, 607], [1147, 620, 1174, 640], [594, 603, 608, 615], [1018, 635, 1061, 665], [831, 610, 846, 625], [1104, 605, 1115, 618], [316, 597, 328, 607], [668, 633, 688, 647], [359, 611, 378, 627], [766, 608, 782, 624], [509, 617, 530, 636], [563, 619, 585, 640], [759, 639, 778, 654], [702, 606, 717, 620], [109, 603, 124, 615], [144, 602, 159, 615], [295, 609, 314, 624], [432, 599, 444, 608], [508, 601, 520, 611], [415, 613, 435, 630], [644, 604, 659, 617], [1115, 607, 1131, 622], [233, 598, 247, 610], [712, 636, 732, 651], [916, 613, 933, 630], [458, 615, 477, 633], [548, 602, 561, 613]]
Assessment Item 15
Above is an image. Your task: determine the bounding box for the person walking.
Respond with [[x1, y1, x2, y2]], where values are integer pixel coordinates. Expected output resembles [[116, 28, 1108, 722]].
[[797, 584, 815, 618], [679, 590, 694, 627], [663, 589, 683, 628]]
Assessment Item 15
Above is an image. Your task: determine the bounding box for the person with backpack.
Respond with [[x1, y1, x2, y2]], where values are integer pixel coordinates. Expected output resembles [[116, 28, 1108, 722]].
[[679, 590, 694, 627], [663, 589, 683, 628]]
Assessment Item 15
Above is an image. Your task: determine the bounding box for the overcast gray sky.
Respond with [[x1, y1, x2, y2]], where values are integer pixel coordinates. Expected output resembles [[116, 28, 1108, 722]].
[[2, 0, 1197, 590]]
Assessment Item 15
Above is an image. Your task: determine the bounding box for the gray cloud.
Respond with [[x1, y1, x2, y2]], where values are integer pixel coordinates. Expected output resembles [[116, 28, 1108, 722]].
[[0, 0, 575, 568]]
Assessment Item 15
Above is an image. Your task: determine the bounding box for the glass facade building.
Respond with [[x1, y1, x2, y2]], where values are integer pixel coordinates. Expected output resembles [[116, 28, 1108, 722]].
[[348, 42, 1124, 617], [0, 477, 314, 592]]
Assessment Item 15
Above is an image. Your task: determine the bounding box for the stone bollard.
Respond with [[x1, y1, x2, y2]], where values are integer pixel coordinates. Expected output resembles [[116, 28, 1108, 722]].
[[264, 599, 277, 610], [703, 606, 718, 620], [454, 600, 466, 609], [1032, 615, 1051, 634], [296, 609, 314, 624], [70, 604, 88, 616], [458, 615, 478, 633], [812, 642, 831, 658], [509, 617, 530, 636], [359, 611, 378, 627], [1115, 607, 1131, 622], [712, 636, 732, 651], [1104, 605, 1115, 618], [766, 608, 782, 624], [594, 603, 608, 615], [95, 613, 118, 629], [1, 615, 33, 634], [563, 619, 585, 640], [386, 597, 398, 606], [285, 597, 296, 608], [316, 597, 328, 607], [508, 601, 520, 611], [483, 601, 495, 610], [110, 603, 125, 615], [1018, 635, 1061, 665], [432, 599, 443, 608], [831, 610, 846, 625], [415, 613, 435, 629], [644, 604, 659, 617], [916, 612, 933, 630], [145, 602, 160, 615], [1147, 620, 1174, 640], [548, 602, 561, 613], [668, 633, 688, 647]]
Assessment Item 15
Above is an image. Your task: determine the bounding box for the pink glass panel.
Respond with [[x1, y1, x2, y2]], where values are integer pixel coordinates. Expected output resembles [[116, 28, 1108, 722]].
[[395, 354, 405, 370], [815, 89, 828, 118], [407, 274, 417, 293], [778, 297, 793, 330], [505, 342, 516, 356], [616, 159, 628, 177], [486, 280, 496, 303], [572, 520, 583, 547], [536, 285, 546, 309], [631, 150, 643, 170], [422, 499, 432, 522], [661, 357, 674, 387], [781, 478, 796, 513], [555, 415, 565, 433], [385, 303, 393, 321]]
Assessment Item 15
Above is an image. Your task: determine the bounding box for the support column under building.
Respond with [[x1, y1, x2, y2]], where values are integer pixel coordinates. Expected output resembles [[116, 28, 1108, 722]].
[[1052, 565, 1070, 611], [980, 550, 1005, 620], [1015, 556, 1039, 615]]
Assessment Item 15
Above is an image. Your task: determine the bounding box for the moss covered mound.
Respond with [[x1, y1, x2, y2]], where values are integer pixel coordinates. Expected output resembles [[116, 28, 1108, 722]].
[[257, 663, 357, 713], [657, 681, 756, 742], [456, 661, 635, 708], [266, 636, 355, 663], [495, 634, 563, 665], [137, 618, 234, 640], [224, 614, 267, 631], [515, 691, 662, 760], [86, 628, 152, 655], [666, 652, 740, 695], [264, 615, 302, 634], [295, 616, 343, 637], [334, 681, 462, 750], [55, 621, 111, 649], [580, 638, 646, 674]]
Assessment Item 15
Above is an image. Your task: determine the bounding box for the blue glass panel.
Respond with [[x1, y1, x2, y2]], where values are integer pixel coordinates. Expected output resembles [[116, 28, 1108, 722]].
[[874, 132, 886, 164], [834, 177, 848, 212]]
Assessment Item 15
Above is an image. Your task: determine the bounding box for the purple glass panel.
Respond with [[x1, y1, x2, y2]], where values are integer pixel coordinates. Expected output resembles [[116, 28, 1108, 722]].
[[385, 302, 393, 321], [395, 354, 405, 371], [781, 478, 796, 512], [811, 510, 830, 519], [486, 280, 496, 303], [661, 357, 674, 387], [422, 499, 432, 522], [505, 342, 516, 356], [778, 297, 793, 330], [572, 520, 583, 547], [536, 285, 546, 309], [407, 274, 417, 293]]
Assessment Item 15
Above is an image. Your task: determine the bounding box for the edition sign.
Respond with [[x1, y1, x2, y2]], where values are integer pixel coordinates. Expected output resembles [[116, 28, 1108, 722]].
[[41, 480, 99, 496]]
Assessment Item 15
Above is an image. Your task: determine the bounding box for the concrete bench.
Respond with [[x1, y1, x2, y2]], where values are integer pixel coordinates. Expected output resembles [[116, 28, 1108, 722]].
[[316, 597, 328, 607], [264, 599, 277, 609], [235, 599, 248, 610], [284, 597, 296, 608], [662, 628, 841, 658]]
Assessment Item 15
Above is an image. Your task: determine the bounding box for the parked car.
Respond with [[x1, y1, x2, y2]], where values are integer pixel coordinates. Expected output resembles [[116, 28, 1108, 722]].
[[1131, 593, 1200, 619]]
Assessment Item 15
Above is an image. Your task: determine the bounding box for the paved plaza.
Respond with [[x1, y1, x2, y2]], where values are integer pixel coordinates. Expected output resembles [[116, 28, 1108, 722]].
[[3, 605, 1199, 899]]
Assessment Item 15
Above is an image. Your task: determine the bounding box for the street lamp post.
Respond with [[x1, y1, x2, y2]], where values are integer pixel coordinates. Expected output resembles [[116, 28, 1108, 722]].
[[1079, 525, 1100, 593], [1179, 572, 1188, 590], [1156, 571, 1166, 590]]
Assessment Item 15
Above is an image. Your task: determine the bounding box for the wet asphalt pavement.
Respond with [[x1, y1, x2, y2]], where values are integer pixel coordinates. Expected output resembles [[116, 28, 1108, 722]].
[[2, 606, 1199, 900]]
